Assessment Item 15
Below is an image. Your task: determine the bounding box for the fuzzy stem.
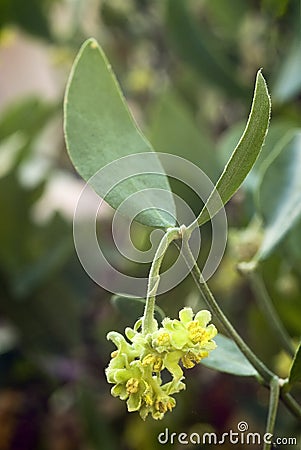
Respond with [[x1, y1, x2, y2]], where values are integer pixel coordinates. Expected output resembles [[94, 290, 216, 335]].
[[142, 227, 181, 334], [280, 391, 301, 421], [180, 236, 301, 421], [263, 377, 280, 450], [181, 236, 275, 382]]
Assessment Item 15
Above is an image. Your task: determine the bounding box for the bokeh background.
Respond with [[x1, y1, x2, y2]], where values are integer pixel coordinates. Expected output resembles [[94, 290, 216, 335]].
[[0, 0, 300, 449]]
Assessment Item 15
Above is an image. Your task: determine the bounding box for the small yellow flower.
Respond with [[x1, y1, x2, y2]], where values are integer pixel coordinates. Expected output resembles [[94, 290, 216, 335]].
[[105, 307, 217, 420], [142, 354, 163, 372], [153, 307, 217, 356], [126, 378, 140, 394], [157, 332, 170, 346], [181, 351, 202, 369], [187, 321, 206, 343], [155, 396, 175, 415]]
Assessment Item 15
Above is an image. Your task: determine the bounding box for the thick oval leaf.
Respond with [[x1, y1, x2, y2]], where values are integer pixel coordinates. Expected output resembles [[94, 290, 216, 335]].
[[288, 343, 301, 386], [64, 38, 176, 228], [256, 130, 301, 260], [197, 70, 271, 226], [201, 334, 258, 377]]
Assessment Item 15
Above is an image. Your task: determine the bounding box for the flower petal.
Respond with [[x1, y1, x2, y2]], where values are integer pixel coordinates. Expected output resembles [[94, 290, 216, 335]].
[[170, 329, 188, 349], [125, 327, 135, 340], [205, 324, 218, 340], [127, 392, 142, 411], [111, 384, 128, 399], [179, 307, 194, 324], [114, 368, 131, 383], [195, 310, 212, 327]]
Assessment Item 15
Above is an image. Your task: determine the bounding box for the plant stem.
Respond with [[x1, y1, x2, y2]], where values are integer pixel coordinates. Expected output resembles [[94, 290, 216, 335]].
[[141, 226, 301, 422], [142, 227, 180, 335], [280, 391, 301, 421], [180, 236, 301, 421], [181, 235, 275, 382], [263, 377, 280, 450], [248, 271, 295, 357]]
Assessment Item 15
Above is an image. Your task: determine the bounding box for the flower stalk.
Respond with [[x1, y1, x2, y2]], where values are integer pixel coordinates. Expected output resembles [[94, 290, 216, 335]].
[[142, 227, 181, 335], [180, 231, 275, 383], [263, 376, 280, 450], [106, 225, 301, 423], [179, 231, 301, 422]]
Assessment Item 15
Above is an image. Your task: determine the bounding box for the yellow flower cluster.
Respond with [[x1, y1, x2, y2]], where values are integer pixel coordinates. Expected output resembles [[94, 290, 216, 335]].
[[105, 307, 217, 420]]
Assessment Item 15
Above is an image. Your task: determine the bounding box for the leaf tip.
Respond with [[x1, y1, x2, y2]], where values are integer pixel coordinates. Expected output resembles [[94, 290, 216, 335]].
[[79, 38, 99, 54], [256, 69, 270, 95], [255, 69, 272, 127], [88, 38, 99, 50]]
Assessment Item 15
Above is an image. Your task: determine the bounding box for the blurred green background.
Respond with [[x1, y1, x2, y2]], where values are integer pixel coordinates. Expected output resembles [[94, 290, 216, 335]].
[[0, 0, 300, 449]]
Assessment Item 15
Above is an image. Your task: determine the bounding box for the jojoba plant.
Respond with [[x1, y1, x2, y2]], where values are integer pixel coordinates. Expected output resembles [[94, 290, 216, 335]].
[[64, 38, 301, 447]]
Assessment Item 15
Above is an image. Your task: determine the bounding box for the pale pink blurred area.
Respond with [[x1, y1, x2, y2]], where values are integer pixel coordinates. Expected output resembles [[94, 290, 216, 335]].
[[33, 171, 113, 223], [0, 29, 109, 223], [0, 30, 61, 111]]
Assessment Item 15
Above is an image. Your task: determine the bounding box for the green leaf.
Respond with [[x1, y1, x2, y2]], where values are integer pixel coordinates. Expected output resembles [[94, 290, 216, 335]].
[[197, 70, 271, 226], [111, 294, 165, 323], [64, 38, 176, 228], [201, 334, 258, 377], [288, 343, 301, 386], [256, 130, 301, 260], [166, 0, 248, 98], [218, 119, 296, 193]]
